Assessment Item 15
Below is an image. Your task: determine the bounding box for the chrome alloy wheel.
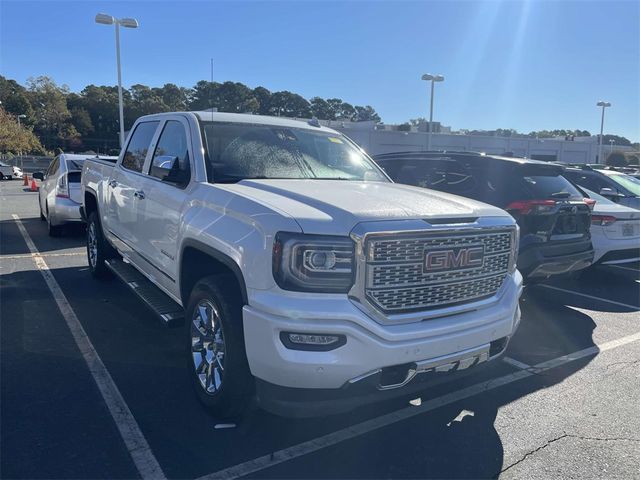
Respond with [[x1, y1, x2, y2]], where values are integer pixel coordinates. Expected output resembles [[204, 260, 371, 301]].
[[87, 222, 98, 268], [191, 300, 226, 394]]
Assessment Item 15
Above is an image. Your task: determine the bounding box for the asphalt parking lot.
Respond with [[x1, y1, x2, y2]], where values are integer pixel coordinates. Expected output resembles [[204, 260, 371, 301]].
[[1, 179, 639, 480]]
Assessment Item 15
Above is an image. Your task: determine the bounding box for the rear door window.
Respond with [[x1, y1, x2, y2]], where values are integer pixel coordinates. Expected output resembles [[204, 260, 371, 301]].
[[122, 121, 160, 173], [382, 157, 486, 197]]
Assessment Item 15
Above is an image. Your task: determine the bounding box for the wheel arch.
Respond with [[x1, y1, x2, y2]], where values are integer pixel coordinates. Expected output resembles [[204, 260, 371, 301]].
[[84, 188, 98, 218], [179, 239, 248, 307]]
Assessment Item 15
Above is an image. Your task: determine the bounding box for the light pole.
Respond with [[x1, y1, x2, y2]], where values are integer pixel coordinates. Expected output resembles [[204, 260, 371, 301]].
[[421, 74, 444, 150], [596, 101, 611, 164], [16, 114, 26, 128], [95, 13, 139, 148]]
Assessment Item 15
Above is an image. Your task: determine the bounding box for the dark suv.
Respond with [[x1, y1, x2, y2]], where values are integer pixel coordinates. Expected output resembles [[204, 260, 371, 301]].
[[374, 151, 594, 280]]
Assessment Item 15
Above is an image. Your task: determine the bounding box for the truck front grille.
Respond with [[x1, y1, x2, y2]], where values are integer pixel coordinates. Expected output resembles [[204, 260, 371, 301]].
[[364, 230, 513, 313]]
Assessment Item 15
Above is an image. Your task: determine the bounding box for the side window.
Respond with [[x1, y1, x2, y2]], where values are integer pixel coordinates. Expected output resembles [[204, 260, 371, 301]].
[[121, 121, 160, 173], [149, 120, 190, 184], [47, 157, 60, 177]]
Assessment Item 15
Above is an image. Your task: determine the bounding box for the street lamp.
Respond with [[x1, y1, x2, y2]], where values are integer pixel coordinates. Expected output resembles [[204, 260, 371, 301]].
[[95, 13, 139, 148], [421, 74, 444, 150], [596, 101, 611, 164], [16, 114, 26, 128]]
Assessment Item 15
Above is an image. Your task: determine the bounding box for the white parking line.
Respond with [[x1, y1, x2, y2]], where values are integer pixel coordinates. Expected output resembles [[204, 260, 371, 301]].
[[538, 284, 640, 310], [12, 214, 166, 480], [0, 251, 84, 260], [502, 356, 532, 370], [197, 331, 640, 480]]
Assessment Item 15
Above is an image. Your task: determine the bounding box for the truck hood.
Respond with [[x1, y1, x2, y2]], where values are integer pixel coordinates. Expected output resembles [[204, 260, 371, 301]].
[[221, 179, 511, 235]]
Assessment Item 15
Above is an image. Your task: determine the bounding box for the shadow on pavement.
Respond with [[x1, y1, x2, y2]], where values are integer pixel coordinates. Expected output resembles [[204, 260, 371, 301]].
[[0, 217, 85, 256]]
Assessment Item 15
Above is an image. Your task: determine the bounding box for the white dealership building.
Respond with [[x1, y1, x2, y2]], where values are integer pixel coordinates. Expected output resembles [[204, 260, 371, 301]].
[[323, 120, 634, 164]]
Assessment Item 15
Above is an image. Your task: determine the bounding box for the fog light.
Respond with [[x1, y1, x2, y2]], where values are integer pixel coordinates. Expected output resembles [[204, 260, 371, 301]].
[[280, 332, 347, 351]]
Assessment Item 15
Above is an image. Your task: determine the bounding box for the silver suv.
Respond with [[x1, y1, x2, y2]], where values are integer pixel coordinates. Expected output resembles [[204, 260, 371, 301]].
[[34, 153, 117, 236]]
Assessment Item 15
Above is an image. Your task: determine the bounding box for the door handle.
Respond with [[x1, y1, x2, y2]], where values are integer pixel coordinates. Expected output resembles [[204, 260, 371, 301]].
[[108, 180, 118, 188], [134, 190, 145, 200]]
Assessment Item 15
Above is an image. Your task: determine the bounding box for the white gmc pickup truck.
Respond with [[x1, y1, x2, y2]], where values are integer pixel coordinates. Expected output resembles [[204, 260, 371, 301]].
[[81, 111, 523, 418]]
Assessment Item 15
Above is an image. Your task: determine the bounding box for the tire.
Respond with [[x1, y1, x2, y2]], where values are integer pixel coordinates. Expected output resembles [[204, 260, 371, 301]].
[[186, 275, 253, 419], [39, 197, 46, 221], [46, 205, 62, 237], [0, 173, 4, 180], [86, 211, 115, 278]]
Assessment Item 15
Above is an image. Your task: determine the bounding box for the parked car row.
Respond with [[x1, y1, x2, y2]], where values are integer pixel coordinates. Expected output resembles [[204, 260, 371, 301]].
[[30, 112, 638, 420]]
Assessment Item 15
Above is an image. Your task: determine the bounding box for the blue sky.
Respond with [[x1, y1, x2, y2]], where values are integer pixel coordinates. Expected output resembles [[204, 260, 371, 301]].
[[1, 0, 638, 141]]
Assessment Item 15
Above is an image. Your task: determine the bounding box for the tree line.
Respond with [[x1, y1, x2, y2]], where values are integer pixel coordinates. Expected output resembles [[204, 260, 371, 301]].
[[0, 75, 381, 155]]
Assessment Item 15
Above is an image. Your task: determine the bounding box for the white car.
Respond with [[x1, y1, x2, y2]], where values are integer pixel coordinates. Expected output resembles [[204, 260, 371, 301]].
[[0, 161, 23, 180], [583, 188, 640, 265], [33, 153, 117, 236]]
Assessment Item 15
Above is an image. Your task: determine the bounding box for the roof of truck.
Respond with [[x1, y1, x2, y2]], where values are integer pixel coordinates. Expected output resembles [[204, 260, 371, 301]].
[[191, 111, 340, 133]]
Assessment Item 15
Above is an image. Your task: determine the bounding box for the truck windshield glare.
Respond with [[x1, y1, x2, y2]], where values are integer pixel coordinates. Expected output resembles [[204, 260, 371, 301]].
[[201, 122, 389, 183]]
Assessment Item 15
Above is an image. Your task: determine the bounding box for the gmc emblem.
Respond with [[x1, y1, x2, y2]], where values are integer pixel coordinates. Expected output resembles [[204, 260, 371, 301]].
[[425, 246, 485, 272]]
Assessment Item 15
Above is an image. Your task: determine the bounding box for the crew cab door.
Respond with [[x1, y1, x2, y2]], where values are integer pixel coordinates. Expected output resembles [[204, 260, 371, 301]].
[[133, 116, 193, 298], [105, 120, 160, 260]]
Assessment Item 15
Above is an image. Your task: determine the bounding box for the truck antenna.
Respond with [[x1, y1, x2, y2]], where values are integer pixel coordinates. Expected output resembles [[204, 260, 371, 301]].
[[210, 58, 214, 121]]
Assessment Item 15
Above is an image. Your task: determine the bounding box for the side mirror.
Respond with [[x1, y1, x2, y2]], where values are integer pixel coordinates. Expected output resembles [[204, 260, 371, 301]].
[[150, 155, 179, 180], [32, 172, 44, 180], [151, 155, 189, 185], [599, 187, 623, 199]]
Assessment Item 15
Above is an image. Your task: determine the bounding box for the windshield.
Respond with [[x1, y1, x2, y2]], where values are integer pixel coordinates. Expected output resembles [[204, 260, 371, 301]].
[[0, 161, 8, 167], [607, 173, 640, 196], [201, 122, 388, 183]]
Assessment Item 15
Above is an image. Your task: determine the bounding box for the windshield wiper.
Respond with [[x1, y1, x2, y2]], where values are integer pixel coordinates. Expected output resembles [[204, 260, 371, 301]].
[[550, 191, 572, 199], [214, 175, 270, 184]]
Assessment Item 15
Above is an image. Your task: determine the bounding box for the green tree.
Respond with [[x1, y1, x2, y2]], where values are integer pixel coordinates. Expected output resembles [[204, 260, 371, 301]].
[[354, 105, 380, 122], [606, 151, 628, 167], [26, 76, 77, 149], [310, 97, 335, 120], [188, 80, 219, 111], [0, 107, 45, 154], [397, 123, 412, 132], [0, 76, 34, 125], [269, 91, 311, 117], [154, 83, 191, 111], [602, 134, 631, 147], [253, 86, 272, 115], [70, 106, 94, 137]]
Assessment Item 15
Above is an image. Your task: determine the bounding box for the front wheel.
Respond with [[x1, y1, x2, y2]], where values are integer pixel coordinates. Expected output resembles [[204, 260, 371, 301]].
[[186, 276, 253, 419], [86, 211, 114, 278]]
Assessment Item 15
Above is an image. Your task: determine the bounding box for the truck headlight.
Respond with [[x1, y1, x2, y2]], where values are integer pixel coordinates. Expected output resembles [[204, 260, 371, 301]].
[[272, 232, 355, 293]]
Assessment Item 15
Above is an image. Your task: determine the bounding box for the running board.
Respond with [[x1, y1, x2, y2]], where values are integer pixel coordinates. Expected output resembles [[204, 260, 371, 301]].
[[105, 258, 184, 327]]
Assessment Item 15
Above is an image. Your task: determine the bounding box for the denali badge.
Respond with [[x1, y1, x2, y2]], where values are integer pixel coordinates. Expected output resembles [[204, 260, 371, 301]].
[[425, 246, 485, 272]]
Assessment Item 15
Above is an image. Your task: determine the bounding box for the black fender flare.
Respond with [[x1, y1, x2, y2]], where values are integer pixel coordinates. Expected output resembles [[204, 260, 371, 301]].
[[179, 238, 248, 305]]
